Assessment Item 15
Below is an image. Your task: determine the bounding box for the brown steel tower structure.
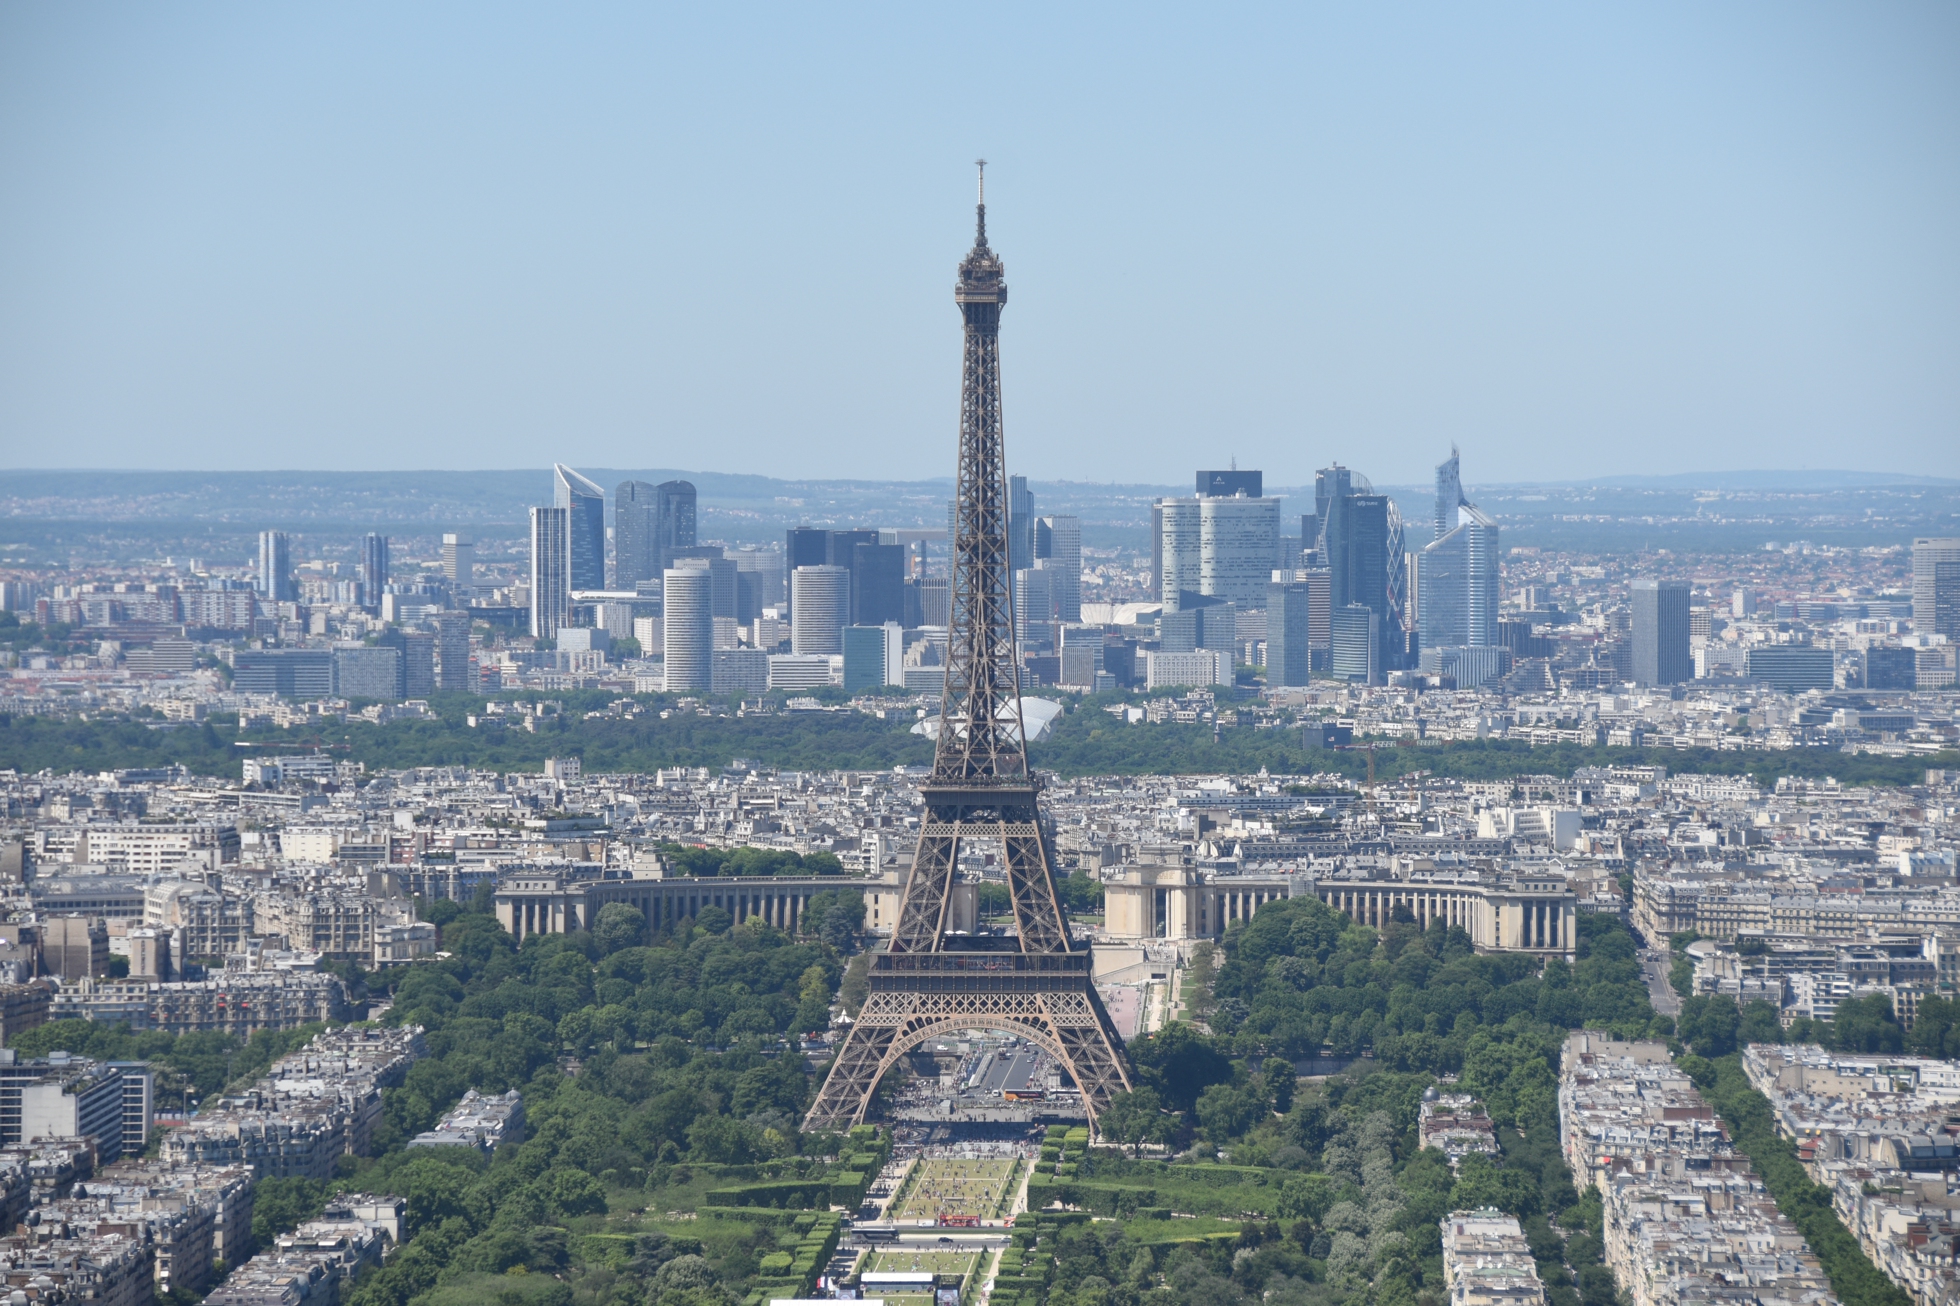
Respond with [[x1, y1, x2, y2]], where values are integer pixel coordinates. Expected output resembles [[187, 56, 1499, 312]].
[[803, 166, 1132, 1132]]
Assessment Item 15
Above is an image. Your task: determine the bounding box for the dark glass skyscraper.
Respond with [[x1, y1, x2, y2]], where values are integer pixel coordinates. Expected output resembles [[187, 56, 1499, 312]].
[[1009, 474, 1034, 571], [851, 542, 906, 626], [360, 533, 388, 610], [554, 464, 606, 591], [1326, 491, 1388, 620], [1631, 579, 1692, 686], [615, 481, 658, 590]]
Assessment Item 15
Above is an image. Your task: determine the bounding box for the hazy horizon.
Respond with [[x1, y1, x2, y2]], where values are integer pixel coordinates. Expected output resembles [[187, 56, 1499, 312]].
[[3, 4, 1956, 483]]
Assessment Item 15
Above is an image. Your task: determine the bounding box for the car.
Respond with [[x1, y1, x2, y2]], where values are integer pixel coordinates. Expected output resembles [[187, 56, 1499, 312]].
[[938, 1236, 954, 1243]]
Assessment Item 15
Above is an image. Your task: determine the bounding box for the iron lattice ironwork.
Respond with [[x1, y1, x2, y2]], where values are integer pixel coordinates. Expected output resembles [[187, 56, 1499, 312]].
[[804, 167, 1132, 1133]]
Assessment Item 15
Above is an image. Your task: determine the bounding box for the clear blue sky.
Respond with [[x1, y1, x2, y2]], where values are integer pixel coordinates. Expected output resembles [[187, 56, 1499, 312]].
[[1, 3, 1955, 484]]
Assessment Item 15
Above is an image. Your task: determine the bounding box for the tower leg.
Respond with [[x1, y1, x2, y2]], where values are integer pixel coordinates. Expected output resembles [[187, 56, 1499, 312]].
[[805, 1016, 898, 1131]]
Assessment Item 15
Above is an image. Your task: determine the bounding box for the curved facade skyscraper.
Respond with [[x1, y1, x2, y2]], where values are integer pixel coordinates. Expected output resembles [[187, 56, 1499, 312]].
[[617, 479, 698, 591], [790, 565, 850, 655], [553, 464, 606, 591], [662, 565, 714, 691]]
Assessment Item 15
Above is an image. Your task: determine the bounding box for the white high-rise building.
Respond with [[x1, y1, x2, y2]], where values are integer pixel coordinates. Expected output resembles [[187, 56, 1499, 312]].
[[662, 565, 714, 692], [441, 533, 474, 595], [528, 507, 569, 640], [790, 565, 850, 656], [1156, 490, 1281, 610], [257, 531, 293, 603]]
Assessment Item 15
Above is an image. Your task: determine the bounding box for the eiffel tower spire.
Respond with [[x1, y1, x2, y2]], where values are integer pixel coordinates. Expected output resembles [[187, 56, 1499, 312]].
[[802, 173, 1132, 1134]]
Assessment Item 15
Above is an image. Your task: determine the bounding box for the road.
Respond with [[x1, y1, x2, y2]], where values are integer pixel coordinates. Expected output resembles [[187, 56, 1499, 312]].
[[1640, 947, 1681, 1017]]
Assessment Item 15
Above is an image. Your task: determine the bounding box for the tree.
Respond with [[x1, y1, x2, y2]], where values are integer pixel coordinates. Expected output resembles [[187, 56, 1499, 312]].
[[593, 903, 646, 955], [803, 890, 865, 952], [1195, 1082, 1262, 1146], [1182, 943, 1219, 1024], [1098, 1086, 1172, 1155], [1826, 994, 1903, 1054], [1908, 996, 1960, 1058], [838, 953, 871, 1017], [1128, 1022, 1232, 1115]]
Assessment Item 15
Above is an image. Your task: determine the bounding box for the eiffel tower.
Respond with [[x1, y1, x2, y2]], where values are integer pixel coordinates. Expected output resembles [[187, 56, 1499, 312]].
[[803, 164, 1133, 1132]]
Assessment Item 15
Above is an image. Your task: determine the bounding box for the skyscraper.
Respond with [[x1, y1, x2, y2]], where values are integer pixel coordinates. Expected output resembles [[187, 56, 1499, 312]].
[[1418, 502, 1500, 652], [553, 464, 607, 590], [433, 612, 471, 692], [256, 531, 293, 603], [614, 481, 659, 591], [1266, 578, 1314, 688], [851, 542, 906, 627], [1331, 604, 1380, 685], [360, 533, 389, 610], [1155, 476, 1280, 610], [1034, 515, 1082, 622], [528, 506, 570, 640], [441, 534, 474, 595], [790, 565, 850, 655], [1015, 566, 1057, 651], [1434, 447, 1461, 542], [1631, 579, 1692, 686], [1934, 561, 1960, 640], [1009, 475, 1034, 572], [662, 566, 714, 692], [1915, 539, 1960, 631], [658, 481, 697, 570], [1325, 489, 1388, 619], [1314, 465, 1354, 539]]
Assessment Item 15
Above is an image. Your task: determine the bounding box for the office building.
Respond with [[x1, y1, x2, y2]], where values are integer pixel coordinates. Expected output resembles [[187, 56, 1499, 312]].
[[1417, 486, 1500, 654], [231, 649, 334, 698], [790, 566, 850, 656], [441, 534, 473, 595], [1015, 567, 1058, 651], [333, 647, 402, 701], [710, 648, 769, 694], [1314, 464, 1355, 534], [1143, 650, 1228, 690], [1266, 577, 1314, 687], [1420, 644, 1506, 690], [1864, 645, 1916, 691], [1913, 538, 1960, 629], [359, 534, 388, 609], [1158, 600, 1234, 656], [1331, 603, 1380, 685], [1325, 485, 1389, 621], [662, 566, 714, 692], [1156, 478, 1282, 609], [911, 577, 951, 628], [257, 531, 293, 603], [1433, 447, 1461, 542], [613, 481, 658, 591], [617, 479, 698, 590], [1009, 475, 1034, 571], [1197, 469, 1261, 498], [1035, 515, 1082, 622], [528, 506, 570, 640], [1746, 644, 1833, 694], [1935, 560, 1960, 640], [670, 547, 737, 620], [731, 545, 784, 616], [1731, 586, 1757, 617], [433, 613, 470, 692], [768, 654, 839, 690], [553, 464, 607, 591], [1631, 579, 1692, 686], [842, 626, 890, 693], [851, 542, 906, 626]]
